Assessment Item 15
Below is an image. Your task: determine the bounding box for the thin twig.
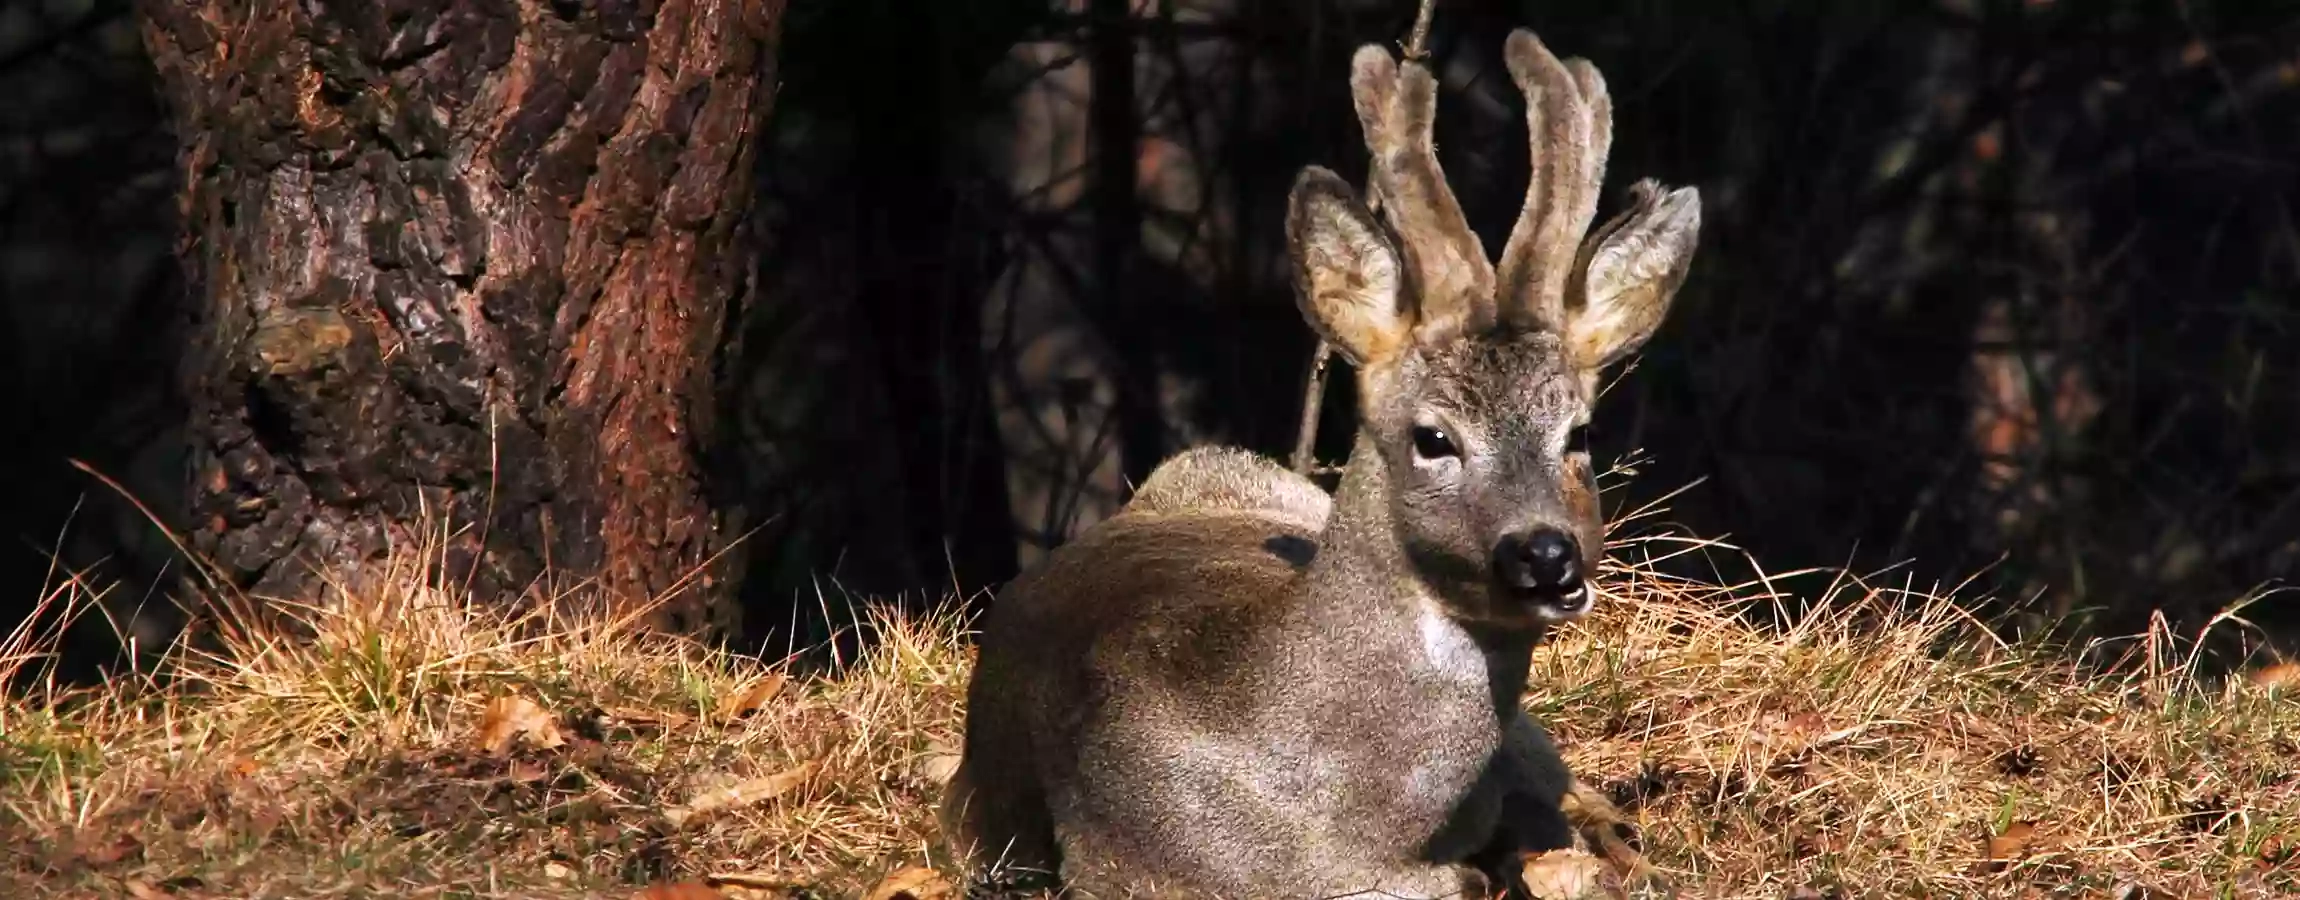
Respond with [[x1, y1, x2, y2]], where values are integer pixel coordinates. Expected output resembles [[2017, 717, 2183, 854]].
[[1291, 0, 1440, 477], [1288, 341, 1333, 473], [1403, 0, 1439, 60]]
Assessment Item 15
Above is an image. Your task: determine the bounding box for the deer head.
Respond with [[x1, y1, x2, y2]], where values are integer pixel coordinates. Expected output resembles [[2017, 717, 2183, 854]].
[[1286, 29, 1701, 628]]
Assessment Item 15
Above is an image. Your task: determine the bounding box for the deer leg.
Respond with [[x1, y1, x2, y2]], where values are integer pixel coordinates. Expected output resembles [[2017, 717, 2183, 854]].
[[1558, 780, 1674, 897], [1474, 712, 1675, 898]]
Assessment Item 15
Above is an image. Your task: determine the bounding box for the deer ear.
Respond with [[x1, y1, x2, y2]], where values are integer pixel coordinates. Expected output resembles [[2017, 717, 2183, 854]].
[[1288, 166, 1412, 368], [1567, 180, 1701, 373]]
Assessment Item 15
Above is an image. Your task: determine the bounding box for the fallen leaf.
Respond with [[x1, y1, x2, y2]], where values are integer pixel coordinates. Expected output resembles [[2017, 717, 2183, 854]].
[[476, 695, 566, 755], [716, 674, 789, 722], [544, 861, 574, 879], [1751, 710, 1885, 755], [914, 735, 963, 785], [706, 871, 807, 898], [915, 751, 962, 786], [1989, 822, 2036, 858], [2261, 832, 2295, 868], [122, 880, 167, 900], [665, 761, 817, 828], [1971, 821, 2038, 874], [1557, 783, 1671, 895], [2249, 662, 2300, 692], [1519, 849, 1621, 900], [862, 866, 955, 900], [633, 883, 728, 900]]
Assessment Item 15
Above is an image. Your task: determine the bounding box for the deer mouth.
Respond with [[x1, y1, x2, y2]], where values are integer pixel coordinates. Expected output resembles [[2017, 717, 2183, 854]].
[[1516, 583, 1592, 624]]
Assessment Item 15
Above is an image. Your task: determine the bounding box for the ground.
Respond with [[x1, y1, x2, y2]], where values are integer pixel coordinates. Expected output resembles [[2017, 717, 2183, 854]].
[[2, 524, 2296, 899]]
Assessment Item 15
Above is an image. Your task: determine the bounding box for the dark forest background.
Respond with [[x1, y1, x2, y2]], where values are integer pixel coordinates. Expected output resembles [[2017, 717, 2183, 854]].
[[4, 0, 2297, 674]]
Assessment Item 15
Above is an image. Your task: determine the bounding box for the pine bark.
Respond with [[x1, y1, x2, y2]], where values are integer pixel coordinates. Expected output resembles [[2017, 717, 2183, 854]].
[[139, 0, 784, 635]]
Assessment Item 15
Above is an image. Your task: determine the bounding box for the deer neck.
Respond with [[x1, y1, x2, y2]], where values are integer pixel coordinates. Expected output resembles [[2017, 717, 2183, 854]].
[[1304, 430, 1539, 720]]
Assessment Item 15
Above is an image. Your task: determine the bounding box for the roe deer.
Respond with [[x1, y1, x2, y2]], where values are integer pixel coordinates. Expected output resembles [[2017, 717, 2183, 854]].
[[941, 26, 1700, 899]]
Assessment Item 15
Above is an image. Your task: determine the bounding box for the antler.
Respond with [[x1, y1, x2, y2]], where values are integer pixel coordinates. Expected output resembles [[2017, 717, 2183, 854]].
[[1494, 29, 1612, 333], [1349, 42, 1496, 345]]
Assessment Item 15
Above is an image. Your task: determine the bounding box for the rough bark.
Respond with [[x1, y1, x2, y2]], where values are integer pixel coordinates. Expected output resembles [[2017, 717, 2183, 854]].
[[139, 0, 784, 635]]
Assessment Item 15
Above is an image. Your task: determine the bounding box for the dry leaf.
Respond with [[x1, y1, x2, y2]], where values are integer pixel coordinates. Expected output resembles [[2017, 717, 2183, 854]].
[[705, 871, 807, 898], [914, 735, 963, 785], [476, 695, 566, 755], [122, 880, 167, 900], [665, 761, 817, 828], [862, 866, 955, 900], [544, 861, 574, 879], [915, 751, 962, 786], [633, 883, 728, 900], [715, 674, 789, 723], [1520, 849, 1623, 900], [1752, 711, 1826, 747], [1988, 821, 2037, 859], [1970, 821, 2039, 874], [2249, 662, 2300, 692], [2261, 832, 2295, 868], [1557, 784, 1671, 895]]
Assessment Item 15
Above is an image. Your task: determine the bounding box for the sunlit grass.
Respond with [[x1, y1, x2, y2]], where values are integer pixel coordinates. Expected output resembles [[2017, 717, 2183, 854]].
[[1, 511, 2294, 898]]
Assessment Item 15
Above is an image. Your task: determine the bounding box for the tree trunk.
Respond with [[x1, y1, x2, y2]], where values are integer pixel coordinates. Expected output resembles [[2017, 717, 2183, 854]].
[[138, 0, 784, 636]]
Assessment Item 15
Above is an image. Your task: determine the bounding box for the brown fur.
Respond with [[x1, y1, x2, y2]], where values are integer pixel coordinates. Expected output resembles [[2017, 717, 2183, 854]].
[[943, 27, 1701, 899]]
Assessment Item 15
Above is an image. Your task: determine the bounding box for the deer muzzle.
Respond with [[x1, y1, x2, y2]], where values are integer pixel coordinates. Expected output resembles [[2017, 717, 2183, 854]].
[[1489, 527, 1591, 622]]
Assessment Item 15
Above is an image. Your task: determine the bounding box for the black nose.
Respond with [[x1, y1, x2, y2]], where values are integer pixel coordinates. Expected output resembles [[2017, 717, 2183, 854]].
[[1492, 528, 1581, 592]]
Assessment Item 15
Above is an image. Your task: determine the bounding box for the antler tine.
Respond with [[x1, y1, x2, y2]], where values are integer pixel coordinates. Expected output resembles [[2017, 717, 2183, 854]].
[[1495, 29, 1612, 332], [1349, 41, 1496, 345]]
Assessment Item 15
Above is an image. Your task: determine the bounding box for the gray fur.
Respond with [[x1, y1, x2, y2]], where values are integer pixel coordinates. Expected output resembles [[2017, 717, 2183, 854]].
[[1126, 445, 1331, 534], [942, 27, 1700, 899]]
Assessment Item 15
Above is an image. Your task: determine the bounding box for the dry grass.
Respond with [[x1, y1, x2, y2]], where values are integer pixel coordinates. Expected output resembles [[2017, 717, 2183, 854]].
[[2, 524, 2296, 899]]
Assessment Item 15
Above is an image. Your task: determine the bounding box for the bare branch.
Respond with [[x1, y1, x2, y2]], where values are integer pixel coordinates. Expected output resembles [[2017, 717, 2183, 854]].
[[1404, 0, 1439, 61], [1293, 0, 1445, 477]]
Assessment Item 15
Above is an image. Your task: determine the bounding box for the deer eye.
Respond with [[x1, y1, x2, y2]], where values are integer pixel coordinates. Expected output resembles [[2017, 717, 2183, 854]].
[[1565, 422, 1592, 454], [1410, 425, 1459, 460]]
